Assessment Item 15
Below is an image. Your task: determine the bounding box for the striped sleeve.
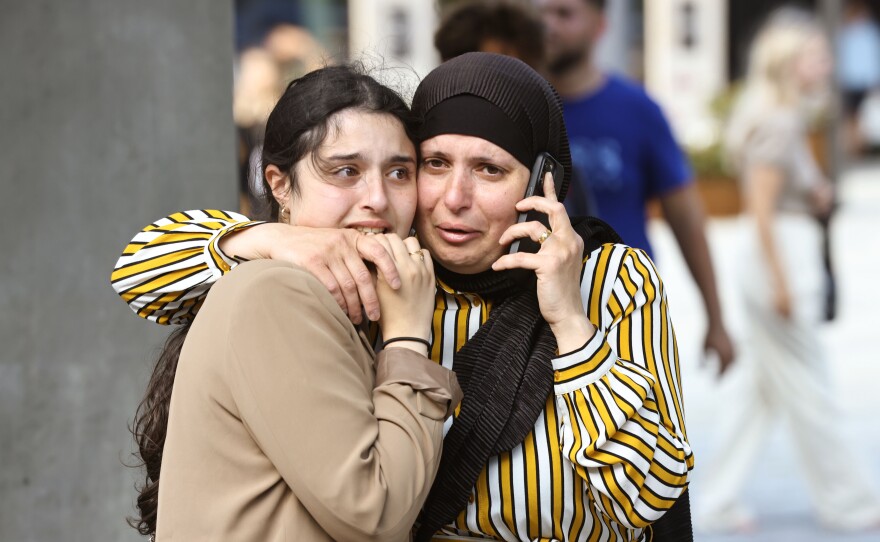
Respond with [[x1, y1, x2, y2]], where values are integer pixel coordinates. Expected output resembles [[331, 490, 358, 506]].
[[110, 209, 263, 325], [552, 244, 693, 529]]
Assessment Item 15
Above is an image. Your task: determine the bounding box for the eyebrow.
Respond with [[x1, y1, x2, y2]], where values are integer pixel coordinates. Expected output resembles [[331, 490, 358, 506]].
[[421, 150, 451, 160], [421, 149, 513, 166], [471, 155, 509, 165], [324, 153, 363, 162], [387, 154, 416, 165], [324, 152, 415, 164]]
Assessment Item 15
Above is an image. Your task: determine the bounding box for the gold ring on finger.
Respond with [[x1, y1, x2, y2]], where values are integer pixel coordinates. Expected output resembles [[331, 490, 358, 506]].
[[537, 229, 552, 244], [409, 250, 424, 262]]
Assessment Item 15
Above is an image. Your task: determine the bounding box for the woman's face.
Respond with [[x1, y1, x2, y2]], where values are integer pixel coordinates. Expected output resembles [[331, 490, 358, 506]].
[[795, 34, 833, 93], [271, 109, 418, 238], [415, 134, 530, 273]]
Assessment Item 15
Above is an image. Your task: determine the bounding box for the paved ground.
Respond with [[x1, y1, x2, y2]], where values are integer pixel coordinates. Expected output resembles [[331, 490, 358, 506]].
[[648, 161, 880, 542]]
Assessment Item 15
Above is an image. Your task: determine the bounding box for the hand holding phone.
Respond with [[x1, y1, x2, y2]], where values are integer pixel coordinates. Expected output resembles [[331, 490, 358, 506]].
[[508, 152, 564, 255]]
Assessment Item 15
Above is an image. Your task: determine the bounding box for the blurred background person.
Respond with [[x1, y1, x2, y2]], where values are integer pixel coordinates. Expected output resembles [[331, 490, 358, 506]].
[[434, 0, 545, 70], [233, 0, 331, 215], [696, 9, 880, 534], [537, 0, 735, 374], [434, 0, 601, 217], [837, 0, 880, 156]]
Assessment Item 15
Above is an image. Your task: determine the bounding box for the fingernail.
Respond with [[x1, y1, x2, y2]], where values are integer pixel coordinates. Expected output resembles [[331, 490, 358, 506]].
[[369, 310, 380, 321], [391, 279, 401, 289]]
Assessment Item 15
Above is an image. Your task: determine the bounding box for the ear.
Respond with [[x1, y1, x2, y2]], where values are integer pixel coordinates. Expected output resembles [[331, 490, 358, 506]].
[[265, 164, 292, 208]]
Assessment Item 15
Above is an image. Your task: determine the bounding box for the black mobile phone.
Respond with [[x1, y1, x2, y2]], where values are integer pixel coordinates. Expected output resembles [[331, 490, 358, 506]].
[[508, 152, 564, 255]]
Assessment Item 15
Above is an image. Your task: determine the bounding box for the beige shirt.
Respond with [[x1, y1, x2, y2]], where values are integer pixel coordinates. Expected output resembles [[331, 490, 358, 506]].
[[156, 260, 461, 541], [741, 109, 826, 215]]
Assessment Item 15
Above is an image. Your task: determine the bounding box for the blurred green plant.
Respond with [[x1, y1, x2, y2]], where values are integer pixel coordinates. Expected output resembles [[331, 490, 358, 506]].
[[687, 140, 728, 179], [685, 84, 741, 179]]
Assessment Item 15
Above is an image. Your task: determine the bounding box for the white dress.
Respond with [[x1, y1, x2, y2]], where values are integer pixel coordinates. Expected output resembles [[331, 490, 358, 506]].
[[697, 110, 880, 531]]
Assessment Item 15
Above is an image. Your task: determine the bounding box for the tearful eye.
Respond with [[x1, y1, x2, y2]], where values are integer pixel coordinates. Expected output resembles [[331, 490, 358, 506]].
[[422, 158, 445, 170], [389, 168, 410, 181], [480, 164, 504, 176]]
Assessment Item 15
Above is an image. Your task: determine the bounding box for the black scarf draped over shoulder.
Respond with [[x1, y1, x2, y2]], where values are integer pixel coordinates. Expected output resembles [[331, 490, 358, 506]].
[[415, 216, 622, 541]]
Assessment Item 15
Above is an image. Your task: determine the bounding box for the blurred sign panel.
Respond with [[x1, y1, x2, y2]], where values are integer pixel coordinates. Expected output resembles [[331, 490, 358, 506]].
[[645, 0, 727, 150], [348, 0, 439, 95]]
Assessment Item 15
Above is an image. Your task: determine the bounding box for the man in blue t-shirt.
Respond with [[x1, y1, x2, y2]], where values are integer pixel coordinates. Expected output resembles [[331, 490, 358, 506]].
[[561, 76, 690, 254], [538, 0, 735, 372]]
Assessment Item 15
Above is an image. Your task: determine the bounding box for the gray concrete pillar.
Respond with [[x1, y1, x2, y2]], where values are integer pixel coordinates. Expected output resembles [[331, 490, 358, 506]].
[[0, 1, 237, 540]]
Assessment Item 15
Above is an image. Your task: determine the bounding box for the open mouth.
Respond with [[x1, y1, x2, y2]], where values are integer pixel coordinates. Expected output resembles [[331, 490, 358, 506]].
[[437, 224, 479, 244], [351, 226, 387, 235]]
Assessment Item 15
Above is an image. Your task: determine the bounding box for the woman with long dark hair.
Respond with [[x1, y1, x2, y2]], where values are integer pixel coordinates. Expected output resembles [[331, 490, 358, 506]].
[[119, 65, 461, 541]]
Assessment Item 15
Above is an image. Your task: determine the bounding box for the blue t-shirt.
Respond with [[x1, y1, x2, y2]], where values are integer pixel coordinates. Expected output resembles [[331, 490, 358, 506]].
[[562, 74, 691, 257]]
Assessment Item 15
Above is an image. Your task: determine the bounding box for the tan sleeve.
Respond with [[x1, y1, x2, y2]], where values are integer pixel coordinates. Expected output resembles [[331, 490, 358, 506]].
[[224, 262, 457, 542], [376, 347, 462, 418]]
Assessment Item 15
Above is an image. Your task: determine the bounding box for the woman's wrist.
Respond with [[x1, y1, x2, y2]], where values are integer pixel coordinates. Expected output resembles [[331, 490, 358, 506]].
[[382, 334, 431, 356], [382, 337, 431, 357], [218, 222, 279, 261], [770, 267, 788, 294], [550, 314, 596, 355]]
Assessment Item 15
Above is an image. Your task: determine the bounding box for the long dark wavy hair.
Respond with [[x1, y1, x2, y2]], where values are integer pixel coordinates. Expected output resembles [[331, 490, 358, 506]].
[[127, 64, 417, 536]]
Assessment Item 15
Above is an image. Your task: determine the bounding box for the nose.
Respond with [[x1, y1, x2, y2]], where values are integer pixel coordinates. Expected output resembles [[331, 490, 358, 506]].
[[363, 173, 389, 213], [443, 166, 473, 213]]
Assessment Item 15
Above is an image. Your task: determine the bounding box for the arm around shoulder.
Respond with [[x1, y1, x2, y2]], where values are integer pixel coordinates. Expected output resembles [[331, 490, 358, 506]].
[[109, 209, 260, 324]]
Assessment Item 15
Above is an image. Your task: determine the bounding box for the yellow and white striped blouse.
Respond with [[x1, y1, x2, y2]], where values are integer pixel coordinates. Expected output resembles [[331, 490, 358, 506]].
[[110, 210, 263, 325], [111, 211, 693, 542]]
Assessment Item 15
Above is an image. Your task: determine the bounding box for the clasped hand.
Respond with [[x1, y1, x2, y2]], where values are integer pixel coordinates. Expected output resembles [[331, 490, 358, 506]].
[[370, 234, 435, 350]]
